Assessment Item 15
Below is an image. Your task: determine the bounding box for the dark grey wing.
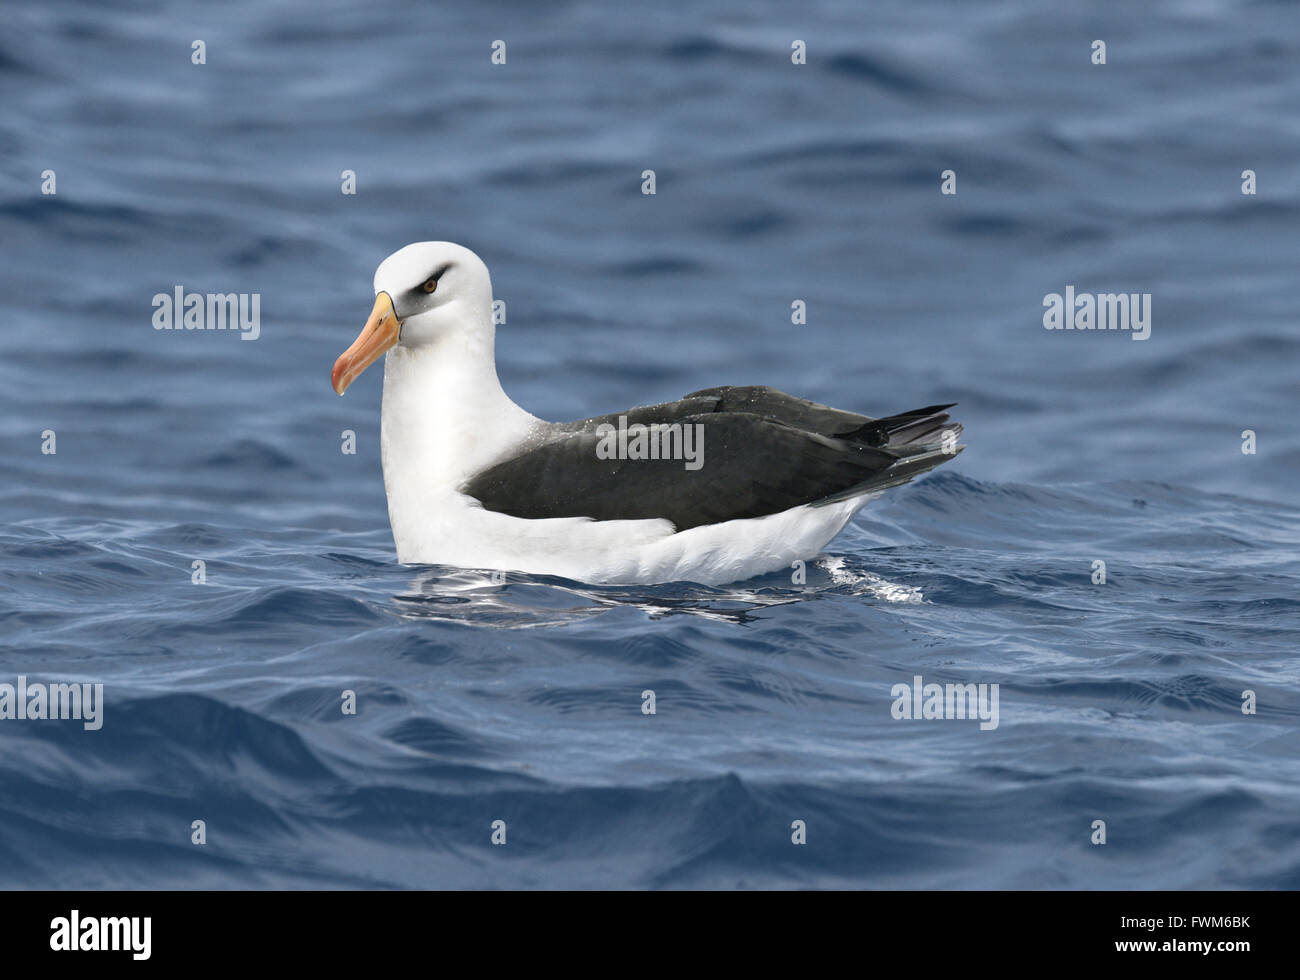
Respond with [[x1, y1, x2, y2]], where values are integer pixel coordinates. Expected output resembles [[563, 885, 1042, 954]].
[[682, 385, 874, 438], [550, 395, 722, 435], [553, 385, 870, 438], [682, 385, 959, 448], [557, 385, 959, 449], [461, 404, 964, 531]]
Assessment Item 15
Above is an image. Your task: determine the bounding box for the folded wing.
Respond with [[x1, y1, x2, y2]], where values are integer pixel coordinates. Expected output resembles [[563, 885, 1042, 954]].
[[461, 386, 963, 530]]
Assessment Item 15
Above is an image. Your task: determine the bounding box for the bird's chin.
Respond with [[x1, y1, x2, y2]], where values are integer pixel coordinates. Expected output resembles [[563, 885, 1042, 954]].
[[332, 291, 400, 395]]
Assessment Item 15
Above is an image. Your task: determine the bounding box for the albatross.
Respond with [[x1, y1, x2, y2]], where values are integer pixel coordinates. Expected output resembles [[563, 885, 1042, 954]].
[[331, 242, 965, 586]]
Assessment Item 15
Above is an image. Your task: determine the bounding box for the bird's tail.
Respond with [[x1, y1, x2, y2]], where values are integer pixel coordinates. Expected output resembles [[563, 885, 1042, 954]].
[[815, 404, 965, 505], [845, 403, 961, 451]]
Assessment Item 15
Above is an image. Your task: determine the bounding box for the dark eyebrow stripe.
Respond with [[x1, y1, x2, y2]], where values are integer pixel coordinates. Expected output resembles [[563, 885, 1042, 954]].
[[403, 264, 453, 303]]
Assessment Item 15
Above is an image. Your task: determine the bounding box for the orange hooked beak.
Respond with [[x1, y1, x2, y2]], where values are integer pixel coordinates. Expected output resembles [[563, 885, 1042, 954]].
[[331, 291, 400, 395]]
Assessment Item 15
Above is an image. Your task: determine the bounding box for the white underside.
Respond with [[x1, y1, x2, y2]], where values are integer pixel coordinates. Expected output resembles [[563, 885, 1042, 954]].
[[390, 489, 878, 586]]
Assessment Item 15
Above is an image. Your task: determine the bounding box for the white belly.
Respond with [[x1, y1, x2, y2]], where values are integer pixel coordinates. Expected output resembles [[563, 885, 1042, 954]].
[[388, 491, 878, 586]]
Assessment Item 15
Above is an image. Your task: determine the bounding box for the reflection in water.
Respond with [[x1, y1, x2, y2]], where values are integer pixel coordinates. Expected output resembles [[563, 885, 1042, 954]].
[[392, 556, 925, 629]]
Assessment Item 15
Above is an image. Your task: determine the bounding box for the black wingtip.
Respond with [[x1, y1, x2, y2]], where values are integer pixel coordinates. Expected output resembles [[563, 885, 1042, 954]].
[[844, 403, 960, 448]]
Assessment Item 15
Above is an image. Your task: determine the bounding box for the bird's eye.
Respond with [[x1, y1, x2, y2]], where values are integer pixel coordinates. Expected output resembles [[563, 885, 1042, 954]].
[[421, 277, 438, 293]]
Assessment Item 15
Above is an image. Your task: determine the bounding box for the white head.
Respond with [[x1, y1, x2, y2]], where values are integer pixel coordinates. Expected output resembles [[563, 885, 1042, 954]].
[[332, 241, 494, 395]]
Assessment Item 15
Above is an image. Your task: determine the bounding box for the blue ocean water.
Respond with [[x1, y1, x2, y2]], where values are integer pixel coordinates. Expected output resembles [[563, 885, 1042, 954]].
[[1, 0, 1298, 889]]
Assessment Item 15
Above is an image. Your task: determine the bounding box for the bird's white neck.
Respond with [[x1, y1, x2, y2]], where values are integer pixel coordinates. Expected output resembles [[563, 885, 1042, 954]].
[[379, 320, 540, 539]]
